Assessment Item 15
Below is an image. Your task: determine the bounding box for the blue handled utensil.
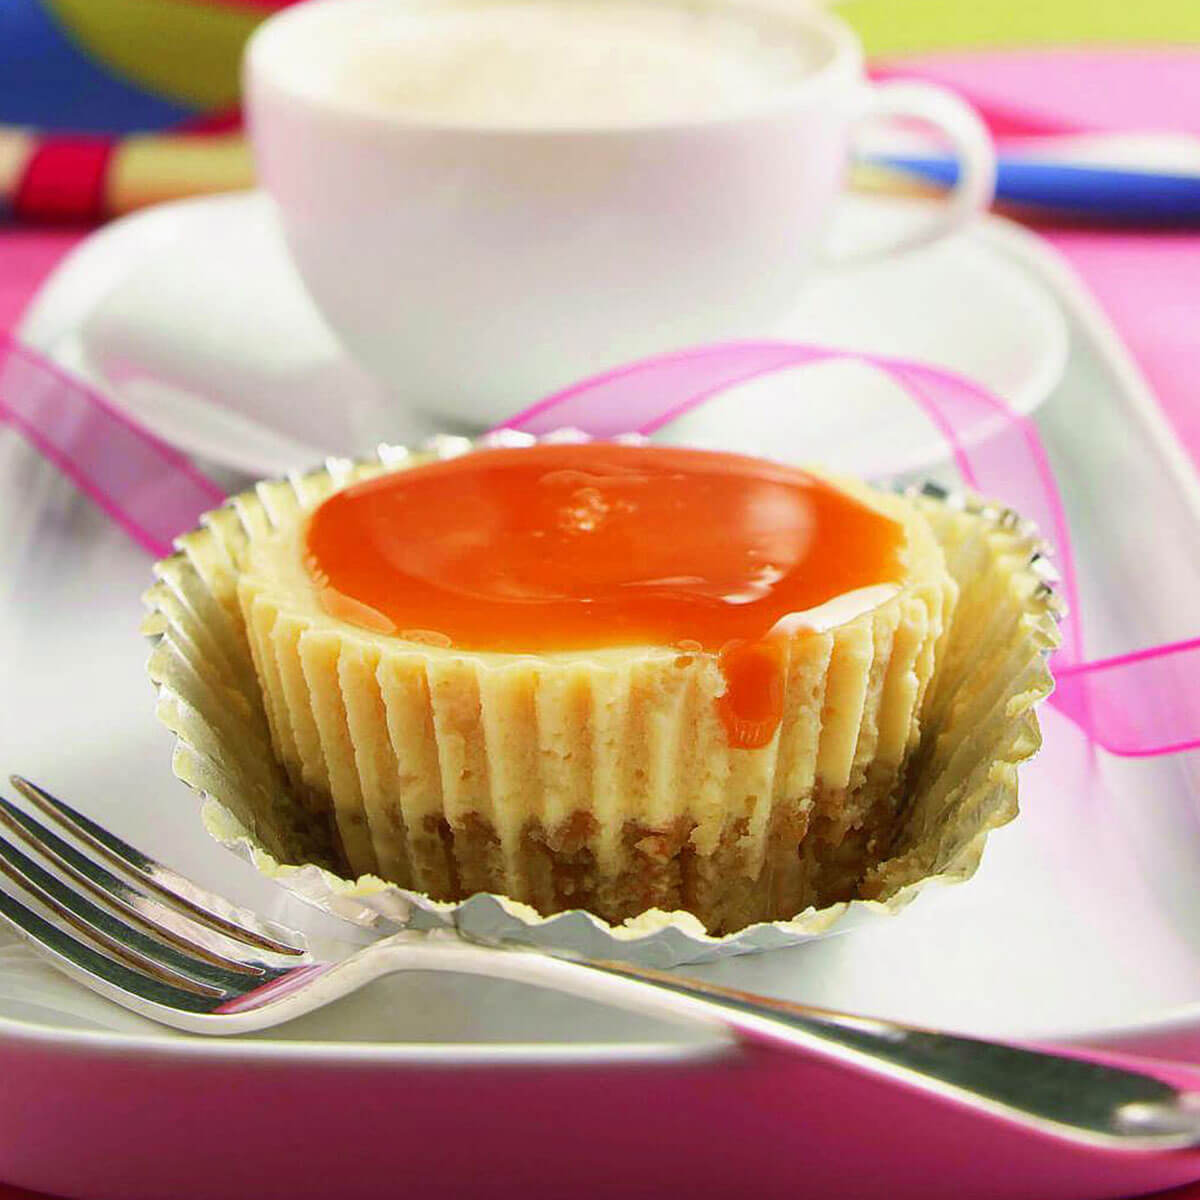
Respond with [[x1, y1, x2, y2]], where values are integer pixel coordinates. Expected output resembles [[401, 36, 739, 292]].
[[865, 132, 1200, 225]]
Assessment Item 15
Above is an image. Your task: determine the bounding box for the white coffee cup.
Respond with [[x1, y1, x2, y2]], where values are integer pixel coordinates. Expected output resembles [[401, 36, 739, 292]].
[[246, 0, 995, 426]]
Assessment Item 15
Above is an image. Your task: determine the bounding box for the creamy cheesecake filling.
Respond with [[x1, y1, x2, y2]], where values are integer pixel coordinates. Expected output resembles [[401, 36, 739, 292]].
[[303, 443, 906, 748]]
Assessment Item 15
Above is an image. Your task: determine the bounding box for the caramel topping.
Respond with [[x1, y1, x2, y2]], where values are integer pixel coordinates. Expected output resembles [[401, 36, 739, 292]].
[[305, 443, 903, 747]]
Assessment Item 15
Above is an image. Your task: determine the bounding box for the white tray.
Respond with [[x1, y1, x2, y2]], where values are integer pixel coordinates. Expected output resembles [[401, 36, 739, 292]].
[[3, 213, 1200, 1200]]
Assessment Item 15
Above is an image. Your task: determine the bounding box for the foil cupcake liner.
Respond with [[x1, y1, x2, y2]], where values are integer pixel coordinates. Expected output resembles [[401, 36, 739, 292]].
[[142, 435, 1061, 967]]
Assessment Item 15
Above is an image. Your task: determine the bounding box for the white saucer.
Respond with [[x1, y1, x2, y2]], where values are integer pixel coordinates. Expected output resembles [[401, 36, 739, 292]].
[[18, 191, 1068, 477]]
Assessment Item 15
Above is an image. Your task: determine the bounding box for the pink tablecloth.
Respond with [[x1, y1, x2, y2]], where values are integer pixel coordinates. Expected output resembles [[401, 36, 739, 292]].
[[1046, 229, 1200, 463], [0, 232, 78, 336]]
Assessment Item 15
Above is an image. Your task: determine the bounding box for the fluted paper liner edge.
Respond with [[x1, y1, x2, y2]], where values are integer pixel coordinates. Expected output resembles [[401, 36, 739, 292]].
[[142, 437, 1061, 968]]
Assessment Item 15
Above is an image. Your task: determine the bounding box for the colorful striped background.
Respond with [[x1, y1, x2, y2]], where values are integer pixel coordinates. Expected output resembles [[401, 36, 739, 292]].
[[2, 0, 1200, 223]]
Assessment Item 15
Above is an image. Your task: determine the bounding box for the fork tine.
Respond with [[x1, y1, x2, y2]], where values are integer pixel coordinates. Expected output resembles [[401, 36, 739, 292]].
[[0, 880, 225, 1014], [0, 797, 273, 975], [0, 829, 265, 994], [0, 860, 223, 1001], [10, 776, 304, 957]]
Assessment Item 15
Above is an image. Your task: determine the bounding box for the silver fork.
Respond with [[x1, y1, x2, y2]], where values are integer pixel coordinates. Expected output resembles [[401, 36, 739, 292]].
[[2, 773, 1199, 1155]]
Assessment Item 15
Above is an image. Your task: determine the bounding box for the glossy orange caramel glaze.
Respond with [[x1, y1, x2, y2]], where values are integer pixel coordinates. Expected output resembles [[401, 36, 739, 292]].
[[306, 443, 903, 748]]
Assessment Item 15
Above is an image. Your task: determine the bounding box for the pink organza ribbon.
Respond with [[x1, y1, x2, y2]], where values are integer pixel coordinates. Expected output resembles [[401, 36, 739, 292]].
[[2, 329, 1197, 757], [0, 333, 224, 556]]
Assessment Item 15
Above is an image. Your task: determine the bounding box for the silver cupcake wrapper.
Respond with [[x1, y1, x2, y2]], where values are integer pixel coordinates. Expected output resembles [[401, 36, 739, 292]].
[[144, 435, 1062, 968]]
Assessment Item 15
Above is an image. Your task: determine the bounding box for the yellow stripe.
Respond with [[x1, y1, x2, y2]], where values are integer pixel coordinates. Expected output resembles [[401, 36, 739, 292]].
[[849, 163, 946, 201], [45, 0, 268, 110], [833, 0, 1200, 57], [106, 132, 254, 215], [0, 127, 36, 200]]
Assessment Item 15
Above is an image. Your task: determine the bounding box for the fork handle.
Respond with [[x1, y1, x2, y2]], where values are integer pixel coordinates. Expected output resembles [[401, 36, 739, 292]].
[[391, 938, 1200, 1153]]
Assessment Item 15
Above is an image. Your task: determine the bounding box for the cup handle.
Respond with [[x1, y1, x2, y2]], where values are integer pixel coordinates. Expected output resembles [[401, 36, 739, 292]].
[[822, 81, 997, 265]]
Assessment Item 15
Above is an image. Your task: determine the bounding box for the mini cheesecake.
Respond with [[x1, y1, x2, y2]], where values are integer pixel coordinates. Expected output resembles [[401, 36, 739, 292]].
[[231, 441, 956, 933]]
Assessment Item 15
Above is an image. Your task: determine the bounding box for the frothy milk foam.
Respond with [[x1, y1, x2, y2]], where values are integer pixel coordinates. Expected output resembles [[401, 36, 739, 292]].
[[299, 1, 820, 127]]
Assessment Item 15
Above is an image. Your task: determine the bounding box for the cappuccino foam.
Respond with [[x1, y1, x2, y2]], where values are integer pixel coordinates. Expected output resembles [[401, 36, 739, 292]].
[[301, 1, 821, 127]]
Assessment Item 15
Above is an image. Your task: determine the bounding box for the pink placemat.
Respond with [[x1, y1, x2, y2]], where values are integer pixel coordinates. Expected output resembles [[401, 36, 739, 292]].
[[1044, 228, 1200, 463], [876, 48, 1200, 137], [0, 232, 79, 335]]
